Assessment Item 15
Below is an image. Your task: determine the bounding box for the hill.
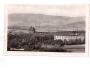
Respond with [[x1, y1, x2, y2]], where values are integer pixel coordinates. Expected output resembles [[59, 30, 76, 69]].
[[8, 13, 85, 32]]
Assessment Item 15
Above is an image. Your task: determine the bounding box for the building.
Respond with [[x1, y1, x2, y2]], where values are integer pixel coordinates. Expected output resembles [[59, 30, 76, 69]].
[[54, 35, 85, 41], [54, 31, 85, 41]]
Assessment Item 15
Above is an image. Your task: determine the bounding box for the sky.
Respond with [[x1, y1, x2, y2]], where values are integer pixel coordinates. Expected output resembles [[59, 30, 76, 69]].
[[7, 5, 87, 17]]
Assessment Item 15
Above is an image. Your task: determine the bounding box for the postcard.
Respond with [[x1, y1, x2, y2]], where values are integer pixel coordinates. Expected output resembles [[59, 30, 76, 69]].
[[4, 5, 89, 56]]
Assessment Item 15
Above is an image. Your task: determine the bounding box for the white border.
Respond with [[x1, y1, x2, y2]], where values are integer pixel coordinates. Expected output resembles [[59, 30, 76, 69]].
[[4, 4, 89, 57]]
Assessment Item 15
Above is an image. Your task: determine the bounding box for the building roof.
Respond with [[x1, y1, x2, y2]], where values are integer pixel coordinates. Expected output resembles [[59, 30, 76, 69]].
[[35, 31, 85, 36]]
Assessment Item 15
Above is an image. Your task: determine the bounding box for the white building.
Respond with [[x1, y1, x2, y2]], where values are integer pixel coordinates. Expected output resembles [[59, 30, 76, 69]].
[[54, 35, 85, 41]]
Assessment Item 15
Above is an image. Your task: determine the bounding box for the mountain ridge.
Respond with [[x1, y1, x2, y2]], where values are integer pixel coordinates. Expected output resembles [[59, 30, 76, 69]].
[[8, 13, 85, 32]]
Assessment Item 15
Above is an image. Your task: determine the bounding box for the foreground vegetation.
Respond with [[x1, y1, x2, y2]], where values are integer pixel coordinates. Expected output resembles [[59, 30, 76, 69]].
[[7, 32, 85, 52]]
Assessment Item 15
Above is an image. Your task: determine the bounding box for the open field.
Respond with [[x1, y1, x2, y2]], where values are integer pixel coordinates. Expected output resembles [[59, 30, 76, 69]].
[[63, 44, 85, 52]]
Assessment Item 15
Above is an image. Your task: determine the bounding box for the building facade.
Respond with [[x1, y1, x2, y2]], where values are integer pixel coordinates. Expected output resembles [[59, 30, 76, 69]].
[[54, 35, 85, 41]]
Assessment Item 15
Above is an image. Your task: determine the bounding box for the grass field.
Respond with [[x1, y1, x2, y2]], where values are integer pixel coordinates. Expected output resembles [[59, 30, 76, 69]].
[[63, 44, 85, 52]]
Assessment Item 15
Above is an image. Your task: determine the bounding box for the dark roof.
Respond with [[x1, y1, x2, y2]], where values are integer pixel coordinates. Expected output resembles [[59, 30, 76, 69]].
[[35, 31, 85, 36]]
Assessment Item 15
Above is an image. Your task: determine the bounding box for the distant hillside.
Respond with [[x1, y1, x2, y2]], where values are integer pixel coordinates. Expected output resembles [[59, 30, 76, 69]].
[[8, 13, 85, 32], [60, 21, 85, 31]]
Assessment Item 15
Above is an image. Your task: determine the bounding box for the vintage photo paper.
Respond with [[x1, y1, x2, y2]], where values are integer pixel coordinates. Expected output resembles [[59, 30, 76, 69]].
[[4, 5, 89, 56]]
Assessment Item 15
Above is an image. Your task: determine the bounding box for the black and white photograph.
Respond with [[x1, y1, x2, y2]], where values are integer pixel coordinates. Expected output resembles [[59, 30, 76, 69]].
[[7, 5, 86, 53]]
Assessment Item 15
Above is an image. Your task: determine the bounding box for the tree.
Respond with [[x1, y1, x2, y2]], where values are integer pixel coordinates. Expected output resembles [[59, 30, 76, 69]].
[[29, 26, 36, 33]]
